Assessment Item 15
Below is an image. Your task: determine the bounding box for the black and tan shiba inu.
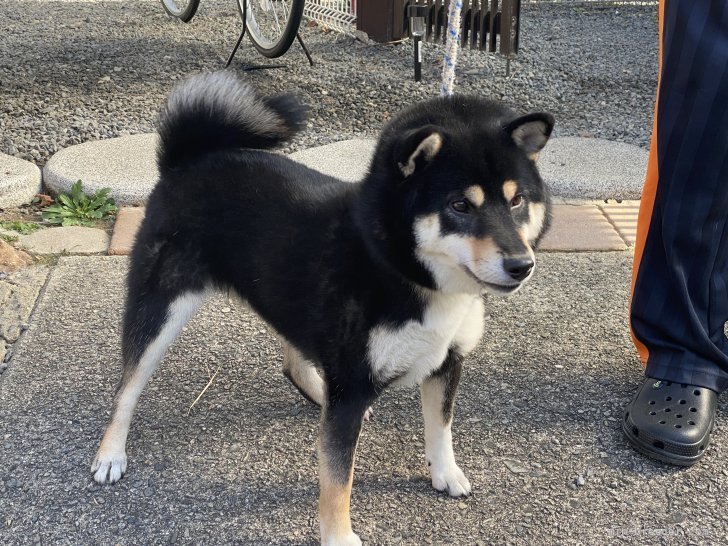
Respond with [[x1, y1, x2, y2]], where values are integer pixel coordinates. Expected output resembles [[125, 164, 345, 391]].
[[91, 71, 553, 545]]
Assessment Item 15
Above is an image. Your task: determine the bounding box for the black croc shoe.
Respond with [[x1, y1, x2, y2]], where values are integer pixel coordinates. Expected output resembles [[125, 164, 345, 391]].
[[623, 379, 717, 466]]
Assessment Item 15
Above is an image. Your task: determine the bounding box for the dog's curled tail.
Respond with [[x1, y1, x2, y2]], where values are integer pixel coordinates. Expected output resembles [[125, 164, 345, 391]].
[[157, 71, 306, 171]]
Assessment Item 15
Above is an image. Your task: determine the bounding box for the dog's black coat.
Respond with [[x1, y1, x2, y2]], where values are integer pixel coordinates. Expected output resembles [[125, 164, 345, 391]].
[[128, 82, 549, 392], [100, 72, 553, 542]]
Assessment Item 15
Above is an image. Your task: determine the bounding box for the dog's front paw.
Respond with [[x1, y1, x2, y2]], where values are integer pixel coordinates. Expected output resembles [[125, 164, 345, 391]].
[[91, 449, 127, 485], [322, 531, 362, 546], [431, 463, 471, 497]]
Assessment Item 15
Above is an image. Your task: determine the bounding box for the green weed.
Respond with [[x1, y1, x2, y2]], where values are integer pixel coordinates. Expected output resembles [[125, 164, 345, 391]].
[[0, 221, 41, 235], [42, 180, 118, 227]]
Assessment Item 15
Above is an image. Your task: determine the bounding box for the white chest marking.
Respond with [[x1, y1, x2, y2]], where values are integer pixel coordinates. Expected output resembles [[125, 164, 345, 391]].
[[367, 293, 482, 386]]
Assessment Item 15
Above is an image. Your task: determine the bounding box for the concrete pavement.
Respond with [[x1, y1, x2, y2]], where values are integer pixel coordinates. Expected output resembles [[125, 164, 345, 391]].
[[0, 254, 726, 545], [1, 136, 725, 545]]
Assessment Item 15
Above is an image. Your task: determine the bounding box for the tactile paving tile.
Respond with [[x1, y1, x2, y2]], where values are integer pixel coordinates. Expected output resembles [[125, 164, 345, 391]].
[[599, 200, 640, 246], [108, 204, 633, 256], [539, 204, 627, 251]]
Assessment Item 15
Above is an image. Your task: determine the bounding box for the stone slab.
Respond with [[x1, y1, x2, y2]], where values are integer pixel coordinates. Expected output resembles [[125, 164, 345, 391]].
[[539, 137, 648, 200], [539, 204, 627, 251], [0, 266, 49, 344], [599, 200, 640, 246], [40, 136, 647, 208], [18, 226, 109, 255], [289, 139, 376, 182], [109, 207, 145, 255], [0, 153, 42, 208], [43, 134, 158, 206]]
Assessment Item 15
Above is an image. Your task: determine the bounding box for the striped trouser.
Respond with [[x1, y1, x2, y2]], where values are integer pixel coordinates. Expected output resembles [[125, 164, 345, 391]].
[[630, 0, 728, 392]]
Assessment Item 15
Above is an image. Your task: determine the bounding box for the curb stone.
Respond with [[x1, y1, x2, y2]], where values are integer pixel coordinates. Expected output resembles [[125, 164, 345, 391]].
[[109, 207, 144, 255], [18, 226, 109, 255], [0, 266, 49, 346]]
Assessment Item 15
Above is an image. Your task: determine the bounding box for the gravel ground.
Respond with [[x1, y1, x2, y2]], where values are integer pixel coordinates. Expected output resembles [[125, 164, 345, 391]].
[[1, 253, 726, 546], [1, 0, 657, 167]]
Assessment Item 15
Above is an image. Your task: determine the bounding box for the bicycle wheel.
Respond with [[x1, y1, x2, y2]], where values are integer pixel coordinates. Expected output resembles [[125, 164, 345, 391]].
[[160, 0, 200, 22], [238, 0, 305, 58]]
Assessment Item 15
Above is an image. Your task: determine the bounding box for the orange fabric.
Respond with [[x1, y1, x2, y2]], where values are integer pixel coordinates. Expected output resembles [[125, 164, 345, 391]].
[[630, 0, 666, 367]]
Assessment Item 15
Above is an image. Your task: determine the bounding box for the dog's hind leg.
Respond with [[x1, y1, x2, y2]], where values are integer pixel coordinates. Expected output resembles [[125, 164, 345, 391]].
[[318, 389, 373, 546], [420, 349, 471, 497], [92, 290, 207, 484], [282, 343, 326, 406], [283, 343, 374, 420]]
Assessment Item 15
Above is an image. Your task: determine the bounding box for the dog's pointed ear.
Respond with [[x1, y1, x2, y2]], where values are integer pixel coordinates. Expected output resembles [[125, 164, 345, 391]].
[[504, 113, 554, 160], [395, 125, 444, 178]]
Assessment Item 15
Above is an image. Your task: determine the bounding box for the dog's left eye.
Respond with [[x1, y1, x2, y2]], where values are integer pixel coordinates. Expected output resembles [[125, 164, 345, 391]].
[[510, 194, 524, 208], [450, 200, 470, 213]]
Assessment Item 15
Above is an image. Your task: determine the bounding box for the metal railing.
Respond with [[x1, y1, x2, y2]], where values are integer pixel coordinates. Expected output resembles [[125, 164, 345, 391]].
[[304, 0, 357, 34], [525, 0, 656, 4], [406, 0, 522, 56]]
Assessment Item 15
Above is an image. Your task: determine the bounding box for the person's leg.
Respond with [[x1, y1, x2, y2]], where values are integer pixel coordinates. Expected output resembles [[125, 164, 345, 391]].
[[624, 0, 728, 465]]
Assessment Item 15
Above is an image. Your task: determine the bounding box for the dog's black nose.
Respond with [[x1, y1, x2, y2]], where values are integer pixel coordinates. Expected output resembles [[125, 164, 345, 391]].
[[503, 256, 534, 281]]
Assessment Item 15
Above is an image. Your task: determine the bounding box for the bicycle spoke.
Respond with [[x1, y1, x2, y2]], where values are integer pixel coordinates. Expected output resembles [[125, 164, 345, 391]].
[[162, 0, 196, 18], [243, 0, 302, 56], [271, 1, 282, 35]]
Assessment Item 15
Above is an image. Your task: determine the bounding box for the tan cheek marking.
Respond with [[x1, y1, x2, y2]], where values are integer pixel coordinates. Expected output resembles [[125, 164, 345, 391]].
[[467, 236, 498, 262], [529, 152, 540, 162], [524, 202, 547, 241], [515, 226, 536, 259], [464, 186, 485, 208], [502, 180, 518, 202], [517, 228, 527, 244], [413, 213, 441, 248], [416, 213, 439, 231]]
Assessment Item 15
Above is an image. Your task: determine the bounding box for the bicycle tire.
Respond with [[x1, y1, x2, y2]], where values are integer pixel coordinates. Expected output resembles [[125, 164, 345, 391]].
[[238, 0, 305, 58], [160, 0, 200, 22]]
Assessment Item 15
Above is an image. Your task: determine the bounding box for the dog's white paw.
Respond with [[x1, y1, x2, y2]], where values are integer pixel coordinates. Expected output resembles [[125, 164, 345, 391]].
[[322, 531, 362, 546], [363, 406, 374, 422], [91, 450, 127, 484], [431, 463, 471, 497]]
